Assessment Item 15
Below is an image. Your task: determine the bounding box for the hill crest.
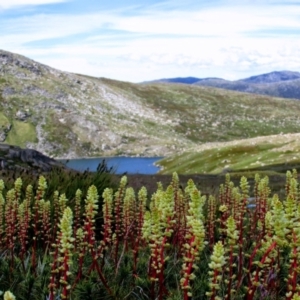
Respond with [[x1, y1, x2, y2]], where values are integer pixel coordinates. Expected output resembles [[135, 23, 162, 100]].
[[2, 49, 300, 158]]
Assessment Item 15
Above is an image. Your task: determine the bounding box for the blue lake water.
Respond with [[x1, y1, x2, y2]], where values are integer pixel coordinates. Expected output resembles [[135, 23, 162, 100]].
[[59, 157, 163, 174]]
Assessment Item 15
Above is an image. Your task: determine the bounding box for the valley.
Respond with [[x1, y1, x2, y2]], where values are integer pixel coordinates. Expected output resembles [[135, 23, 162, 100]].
[[2, 50, 300, 166]]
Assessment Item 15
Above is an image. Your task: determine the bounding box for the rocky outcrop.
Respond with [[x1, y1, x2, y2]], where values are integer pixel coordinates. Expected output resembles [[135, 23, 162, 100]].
[[3, 49, 300, 160], [15, 110, 31, 121], [0, 124, 11, 142], [0, 143, 65, 172]]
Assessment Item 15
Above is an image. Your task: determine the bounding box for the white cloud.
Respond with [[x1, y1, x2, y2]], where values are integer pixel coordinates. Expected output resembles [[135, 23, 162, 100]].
[[1, 1, 300, 81], [0, 0, 67, 9]]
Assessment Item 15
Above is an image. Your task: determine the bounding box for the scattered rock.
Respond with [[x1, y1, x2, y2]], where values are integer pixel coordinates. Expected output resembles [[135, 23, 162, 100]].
[[2, 87, 15, 96], [0, 124, 12, 142], [15, 110, 31, 121], [101, 144, 111, 151], [0, 159, 7, 169], [0, 132, 6, 142]]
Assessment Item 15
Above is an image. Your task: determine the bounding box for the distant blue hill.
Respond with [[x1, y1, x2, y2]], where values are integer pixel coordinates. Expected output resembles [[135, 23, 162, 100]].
[[145, 71, 300, 100]]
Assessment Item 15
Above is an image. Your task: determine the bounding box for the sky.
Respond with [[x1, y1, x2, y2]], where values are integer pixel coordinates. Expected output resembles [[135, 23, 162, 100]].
[[0, 0, 300, 82]]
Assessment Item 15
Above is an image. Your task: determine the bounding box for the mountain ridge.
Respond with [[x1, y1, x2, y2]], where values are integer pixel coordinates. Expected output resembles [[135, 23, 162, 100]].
[[147, 70, 300, 100], [2, 49, 300, 159]]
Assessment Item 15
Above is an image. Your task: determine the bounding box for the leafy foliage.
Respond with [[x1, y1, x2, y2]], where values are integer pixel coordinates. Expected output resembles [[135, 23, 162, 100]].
[[1, 170, 300, 299]]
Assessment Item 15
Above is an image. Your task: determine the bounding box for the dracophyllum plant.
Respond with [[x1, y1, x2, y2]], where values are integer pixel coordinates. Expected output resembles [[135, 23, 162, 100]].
[[246, 236, 278, 300], [14, 177, 22, 203], [246, 194, 288, 299], [207, 195, 217, 250], [48, 206, 74, 300], [5, 188, 18, 265], [58, 193, 68, 217], [132, 186, 147, 275], [40, 200, 51, 249], [74, 185, 99, 282], [32, 176, 48, 272], [223, 216, 239, 300], [284, 183, 299, 243], [0, 179, 5, 248], [113, 175, 127, 266], [99, 187, 113, 256], [82, 185, 99, 266], [285, 169, 298, 198], [285, 188, 300, 299], [142, 185, 175, 300], [180, 184, 206, 299], [75, 185, 113, 296], [57, 207, 74, 300], [171, 172, 187, 252], [269, 195, 289, 247], [73, 189, 82, 243], [206, 241, 226, 300], [291, 293, 300, 300], [236, 176, 250, 282], [122, 187, 136, 249], [17, 191, 31, 262], [3, 291, 16, 300], [51, 190, 60, 242]]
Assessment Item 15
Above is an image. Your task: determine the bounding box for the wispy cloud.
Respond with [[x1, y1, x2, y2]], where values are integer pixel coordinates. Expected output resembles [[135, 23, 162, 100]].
[[0, 0, 300, 81], [0, 0, 68, 9]]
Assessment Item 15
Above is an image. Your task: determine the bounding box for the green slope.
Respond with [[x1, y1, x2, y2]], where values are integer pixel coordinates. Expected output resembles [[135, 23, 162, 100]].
[[2, 50, 300, 158], [157, 133, 300, 175]]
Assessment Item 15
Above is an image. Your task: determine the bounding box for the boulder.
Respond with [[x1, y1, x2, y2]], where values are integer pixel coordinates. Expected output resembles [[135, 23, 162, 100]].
[[1, 143, 65, 172], [0, 131, 6, 142], [15, 110, 31, 121]]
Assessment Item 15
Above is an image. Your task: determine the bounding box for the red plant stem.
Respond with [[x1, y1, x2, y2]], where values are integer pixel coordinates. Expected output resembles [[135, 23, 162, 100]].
[[32, 190, 42, 274], [73, 191, 82, 244], [94, 258, 114, 297], [157, 225, 172, 299], [207, 198, 215, 250], [237, 197, 246, 281], [61, 252, 70, 299], [49, 239, 60, 300], [286, 231, 298, 300], [182, 236, 196, 300], [132, 207, 143, 275], [242, 241, 262, 289], [73, 205, 95, 288], [51, 192, 60, 244], [84, 246, 114, 297], [209, 269, 219, 300], [225, 246, 234, 300], [10, 199, 17, 269], [114, 193, 122, 266], [246, 241, 277, 300], [149, 241, 160, 299], [19, 203, 30, 269], [72, 253, 84, 289]]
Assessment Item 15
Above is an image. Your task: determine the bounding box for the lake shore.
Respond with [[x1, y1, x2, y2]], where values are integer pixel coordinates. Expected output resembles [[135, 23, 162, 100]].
[[59, 156, 163, 174]]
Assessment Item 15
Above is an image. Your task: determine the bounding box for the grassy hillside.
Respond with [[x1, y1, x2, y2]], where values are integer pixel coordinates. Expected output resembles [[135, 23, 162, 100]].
[[157, 133, 300, 175], [2, 50, 300, 158], [105, 78, 300, 142]]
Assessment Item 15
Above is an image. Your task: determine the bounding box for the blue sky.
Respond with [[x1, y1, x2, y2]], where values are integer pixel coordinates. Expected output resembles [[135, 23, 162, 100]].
[[1, 0, 300, 82]]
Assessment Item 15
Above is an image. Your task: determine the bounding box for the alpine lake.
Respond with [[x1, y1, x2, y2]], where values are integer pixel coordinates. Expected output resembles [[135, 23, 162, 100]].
[[59, 156, 163, 174]]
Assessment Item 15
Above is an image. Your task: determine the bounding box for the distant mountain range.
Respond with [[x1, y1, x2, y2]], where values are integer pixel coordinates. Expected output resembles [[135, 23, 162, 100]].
[[146, 71, 300, 100]]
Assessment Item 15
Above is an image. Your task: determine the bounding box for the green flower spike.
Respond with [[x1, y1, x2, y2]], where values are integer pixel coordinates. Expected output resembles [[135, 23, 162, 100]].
[[4, 291, 16, 300]]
